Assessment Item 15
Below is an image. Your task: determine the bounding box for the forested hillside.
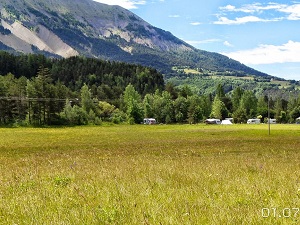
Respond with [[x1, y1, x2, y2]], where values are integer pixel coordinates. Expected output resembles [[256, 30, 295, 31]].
[[166, 68, 300, 98], [0, 51, 163, 125], [0, 51, 164, 96], [1, 52, 300, 126]]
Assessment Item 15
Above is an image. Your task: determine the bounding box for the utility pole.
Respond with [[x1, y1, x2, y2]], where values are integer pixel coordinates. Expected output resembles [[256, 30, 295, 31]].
[[268, 94, 270, 135]]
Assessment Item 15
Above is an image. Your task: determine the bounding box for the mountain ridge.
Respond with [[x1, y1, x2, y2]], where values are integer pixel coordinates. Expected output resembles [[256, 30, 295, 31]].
[[0, 0, 271, 78]]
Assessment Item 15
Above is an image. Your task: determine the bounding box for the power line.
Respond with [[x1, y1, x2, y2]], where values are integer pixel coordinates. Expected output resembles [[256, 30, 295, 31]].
[[0, 97, 75, 102], [0, 97, 118, 102]]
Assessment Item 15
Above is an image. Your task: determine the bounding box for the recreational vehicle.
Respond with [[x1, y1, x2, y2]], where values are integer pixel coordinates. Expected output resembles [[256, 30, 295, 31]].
[[247, 119, 261, 124], [205, 119, 221, 124], [143, 118, 156, 125], [267, 119, 276, 124]]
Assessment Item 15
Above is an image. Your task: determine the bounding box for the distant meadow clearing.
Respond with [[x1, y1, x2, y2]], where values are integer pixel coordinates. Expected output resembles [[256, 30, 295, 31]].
[[0, 124, 300, 224]]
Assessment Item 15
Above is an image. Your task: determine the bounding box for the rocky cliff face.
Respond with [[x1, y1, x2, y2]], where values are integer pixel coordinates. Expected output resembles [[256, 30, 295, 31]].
[[0, 19, 78, 57]]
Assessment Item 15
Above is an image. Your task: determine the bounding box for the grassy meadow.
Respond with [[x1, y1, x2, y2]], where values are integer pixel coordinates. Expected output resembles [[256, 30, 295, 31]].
[[0, 124, 300, 224]]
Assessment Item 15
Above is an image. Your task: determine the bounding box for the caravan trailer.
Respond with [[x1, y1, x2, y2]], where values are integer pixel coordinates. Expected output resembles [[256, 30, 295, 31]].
[[143, 118, 156, 125], [267, 119, 276, 124], [247, 119, 261, 124], [205, 119, 221, 124]]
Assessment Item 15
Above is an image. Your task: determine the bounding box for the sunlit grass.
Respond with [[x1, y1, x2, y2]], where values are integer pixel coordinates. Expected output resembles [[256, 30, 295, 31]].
[[0, 124, 300, 224]]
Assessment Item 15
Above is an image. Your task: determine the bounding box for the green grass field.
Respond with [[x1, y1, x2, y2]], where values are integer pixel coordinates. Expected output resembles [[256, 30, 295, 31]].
[[0, 124, 300, 224]]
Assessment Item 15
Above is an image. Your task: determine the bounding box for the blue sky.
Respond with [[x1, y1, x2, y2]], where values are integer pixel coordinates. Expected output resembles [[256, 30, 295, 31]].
[[93, 0, 300, 80]]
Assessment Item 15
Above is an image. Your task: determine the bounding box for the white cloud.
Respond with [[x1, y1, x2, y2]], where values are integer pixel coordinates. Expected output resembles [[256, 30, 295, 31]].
[[221, 41, 300, 65], [190, 22, 202, 26], [220, 5, 236, 11], [217, 3, 300, 24], [278, 4, 300, 20], [223, 41, 233, 47], [93, 0, 146, 9], [220, 3, 287, 14], [186, 39, 222, 45], [169, 15, 180, 18], [214, 16, 277, 25], [220, 4, 255, 13]]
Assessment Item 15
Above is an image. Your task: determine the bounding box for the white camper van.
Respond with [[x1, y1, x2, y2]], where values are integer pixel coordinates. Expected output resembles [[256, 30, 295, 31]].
[[267, 119, 276, 124], [143, 118, 156, 125], [247, 119, 261, 124], [205, 119, 221, 124]]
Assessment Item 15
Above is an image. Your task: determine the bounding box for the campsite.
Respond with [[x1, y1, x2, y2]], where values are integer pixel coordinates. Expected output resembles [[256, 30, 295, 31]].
[[0, 124, 299, 224]]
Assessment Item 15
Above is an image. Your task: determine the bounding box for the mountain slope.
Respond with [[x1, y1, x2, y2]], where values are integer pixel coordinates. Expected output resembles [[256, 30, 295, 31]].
[[0, 0, 269, 77], [1, 20, 78, 57]]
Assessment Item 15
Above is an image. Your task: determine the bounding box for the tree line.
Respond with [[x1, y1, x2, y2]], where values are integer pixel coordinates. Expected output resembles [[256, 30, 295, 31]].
[[123, 83, 300, 124], [0, 52, 164, 102], [0, 52, 163, 126], [0, 52, 300, 126], [1, 70, 300, 126]]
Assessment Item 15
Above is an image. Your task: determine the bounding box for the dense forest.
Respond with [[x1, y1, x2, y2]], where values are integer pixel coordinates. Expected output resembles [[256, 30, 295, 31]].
[[0, 51, 164, 97], [0, 52, 300, 126]]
